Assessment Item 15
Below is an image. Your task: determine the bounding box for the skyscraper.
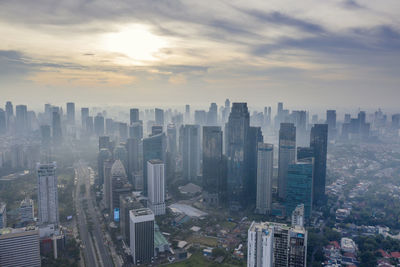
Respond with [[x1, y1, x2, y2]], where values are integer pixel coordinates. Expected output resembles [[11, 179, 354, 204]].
[[255, 143, 273, 215], [326, 110, 336, 140], [37, 162, 59, 226], [98, 148, 111, 185], [0, 227, 41, 267], [52, 111, 62, 143], [202, 126, 226, 205], [286, 160, 313, 220], [310, 124, 328, 205], [15, 104, 27, 134], [147, 160, 166, 215], [110, 160, 130, 216], [129, 121, 143, 140], [119, 122, 128, 141], [5, 101, 13, 130], [19, 198, 34, 225], [127, 138, 140, 185], [247, 221, 274, 267], [143, 133, 166, 196], [81, 107, 89, 129], [185, 104, 190, 123], [103, 159, 115, 211], [207, 103, 218, 126], [94, 113, 105, 136], [155, 108, 164, 127], [66, 102, 75, 124], [248, 127, 263, 205], [226, 103, 250, 210], [0, 109, 6, 134], [130, 108, 139, 125], [180, 125, 201, 181], [278, 123, 296, 200], [291, 204, 305, 228], [130, 208, 155, 265]]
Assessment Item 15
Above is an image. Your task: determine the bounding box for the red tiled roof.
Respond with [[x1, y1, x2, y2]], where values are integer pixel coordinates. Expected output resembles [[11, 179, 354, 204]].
[[378, 249, 390, 258], [390, 252, 400, 258]]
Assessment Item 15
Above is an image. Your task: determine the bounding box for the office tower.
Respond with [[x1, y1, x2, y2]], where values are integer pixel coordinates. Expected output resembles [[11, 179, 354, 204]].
[[185, 104, 190, 123], [19, 199, 34, 225], [114, 145, 128, 169], [106, 118, 115, 135], [98, 148, 111, 185], [0, 203, 6, 228], [151, 125, 163, 136], [130, 121, 143, 139], [226, 103, 250, 210], [286, 160, 313, 220], [344, 113, 351, 124], [85, 116, 94, 135], [120, 194, 143, 243], [310, 124, 328, 205], [248, 127, 263, 204], [119, 122, 128, 141], [147, 160, 166, 215], [130, 208, 155, 265], [247, 221, 274, 267], [94, 113, 105, 136], [326, 110, 337, 140], [130, 108, 139, 125], [194, 110, 207, 126], [292, 204, 305, 227], [167, 124, 177, 156], [292, 111, 307, 146], [143, 133, 166, 196], [37, 162, 59, 226], [81, 107, 89, 129], [127, 138, 140, 184], [99, 136, 110, 150], [311, 114, 318, 124], [255, 143, 273, 215], [278, 123, 296, 200], [110, 160, 130, 216], [392, 114, 400, 129], [155, 108, 164, 126], [0, 109, 6, 134], [15, 104, 28, 134], [297, 147, 314, 160], [207, 103, 218, 126], [52, 111, 62, 143], [5, 101, 13, 129], [222, 98, 231, 123], [180, 125, 201, 181], [103, 159, 114, 211], [66, 102, 75, 124], [0, 227, 41, 267], [202, 126, 226, 205], [247, 221, 307, 267]]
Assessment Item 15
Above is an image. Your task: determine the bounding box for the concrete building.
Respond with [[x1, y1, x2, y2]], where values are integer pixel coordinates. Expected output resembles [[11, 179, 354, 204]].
[[256, 143, 273, 214], [291, 204, 305, 228], [19, 198, 34, 224], [0, 203, 6, 229], [247, 221, 274, 267], [130, 208, 155, 265], [37, 162, 59, 226], [147, 160, 166, 215], [179, 124, 201, 181], [0, 226, 41, 267], [278, 123, 296, 200]]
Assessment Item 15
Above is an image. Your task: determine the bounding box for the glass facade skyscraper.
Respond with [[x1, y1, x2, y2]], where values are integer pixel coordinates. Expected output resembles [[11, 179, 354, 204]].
[[310, 124, 328, 205], [278, 123, 296, 200]]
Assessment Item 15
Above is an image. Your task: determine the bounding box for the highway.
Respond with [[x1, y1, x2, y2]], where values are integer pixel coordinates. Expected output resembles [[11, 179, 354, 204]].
[[75, 161, 114, 267]]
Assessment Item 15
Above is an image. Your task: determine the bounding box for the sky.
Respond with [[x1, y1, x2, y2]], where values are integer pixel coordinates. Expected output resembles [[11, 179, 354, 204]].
[[0, 0, 399, 110]]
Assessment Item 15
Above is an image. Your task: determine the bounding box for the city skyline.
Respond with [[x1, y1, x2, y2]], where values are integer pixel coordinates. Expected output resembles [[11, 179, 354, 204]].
[[1, 1, 400, 107]]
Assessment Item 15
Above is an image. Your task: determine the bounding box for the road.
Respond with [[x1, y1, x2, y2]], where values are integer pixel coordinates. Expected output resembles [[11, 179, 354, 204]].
[[75, 161, 115, 267]]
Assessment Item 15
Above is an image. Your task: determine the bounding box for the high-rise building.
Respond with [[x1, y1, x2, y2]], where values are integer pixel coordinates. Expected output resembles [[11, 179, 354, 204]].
[[81, 107, 89, 129], [106, 118, 115, 135], [99, 136, 110, 150], [207, 103, 218, 126], [296, 147, 314, 160], [52, 111, 62, 143], [15, 104, 28, 134], [155, 108, 164, 127], [0, 109, 6, 134], [0, 203, 6, 229], [129, 121, 143, 140], [151, 125, 163, 136], [310, 124, 328, 205], [255, 143, 273, 215], [291, 204, 305, 228], [167, 124, 177, 156], [37, 162, 59, 226], [185, 104, 190, 123], [85, 116, 94, 135], [66, 102, 75, 124], [130, 208, 155, 265], [127, 138, 140, 185], [0, 227, 41, 267], [19, 198, 34, 225], [120, 194, 143, 243], [130, 108, 139, 125], [98, 148, 111, 185], [247, 221, 307, 267], [5, 101, 13, 130], [94, 113, 105, 136], [194, 110, 207, 126], [286, 160, 313, 220], [110, 160, 130, 216], [278, 123, 296, 200], [147, 160, 166, 215], [326, 110, 337, 140], [202, 126, 226, 205], [119, 122, 128, 141], [226, 103, 250, 210], [143, 133, 166, 196], [103, 159, 115, 211], [248, 127, 263, 205], [180, 125, 200, 181]]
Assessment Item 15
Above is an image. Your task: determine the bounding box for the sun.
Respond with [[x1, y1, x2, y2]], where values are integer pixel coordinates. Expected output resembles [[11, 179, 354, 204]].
[[101, 24, 168, 64]]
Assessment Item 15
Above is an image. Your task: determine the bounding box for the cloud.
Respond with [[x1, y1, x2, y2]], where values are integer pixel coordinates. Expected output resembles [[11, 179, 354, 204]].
[[168, 73, 187, 85]]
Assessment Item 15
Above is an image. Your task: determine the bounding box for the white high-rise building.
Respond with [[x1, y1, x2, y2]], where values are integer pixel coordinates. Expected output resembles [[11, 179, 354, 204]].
[[37, 162, 59, 226], [256, 143, 273, 214], [147, 160, 165, 215], [248, 221, 274, 267]]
